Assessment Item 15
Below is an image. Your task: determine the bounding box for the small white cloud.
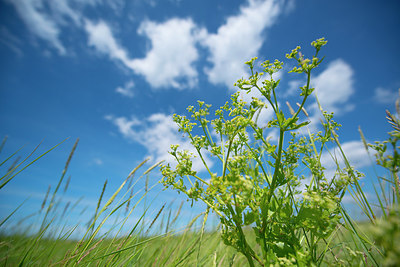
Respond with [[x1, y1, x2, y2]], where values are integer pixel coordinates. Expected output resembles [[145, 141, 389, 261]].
[[115, 80, 135, 98], [7, 0, 66, 54], [85, 19, 133, 66], [104, 115, 141, 137], [130, 18, 205, 89], [201, 0, 284, 88], [284, 0, 296, 15], [105, 0, 125, 13], [106, 113, 212, 172], [374, 87, 399, 104], [93, 158, 103, 165]]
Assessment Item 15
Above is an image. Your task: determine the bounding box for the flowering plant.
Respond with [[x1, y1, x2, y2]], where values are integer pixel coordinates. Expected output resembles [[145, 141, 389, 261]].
[[161, 38, 358, 266]]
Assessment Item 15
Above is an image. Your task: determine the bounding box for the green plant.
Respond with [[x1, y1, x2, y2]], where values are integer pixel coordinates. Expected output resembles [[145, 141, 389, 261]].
[[358, 105, 400, 266], [161, 38, 360, 266]]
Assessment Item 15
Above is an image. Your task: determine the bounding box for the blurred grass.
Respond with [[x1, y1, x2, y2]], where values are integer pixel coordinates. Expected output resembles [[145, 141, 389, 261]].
[[0, 109, 399, 267]]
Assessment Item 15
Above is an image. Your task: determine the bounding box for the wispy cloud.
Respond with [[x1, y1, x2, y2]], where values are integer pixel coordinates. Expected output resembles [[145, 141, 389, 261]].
[[6, 0, 118, 55], [7, 0, 67, 55], [47, 0, 82, 27], [115, 80, 135, 98], [200, 0, 284, 88], [0, 26, 23, 56], [105, 113, 212, 172], [92, 158, 103, 165], [374, 87, 399, 104]]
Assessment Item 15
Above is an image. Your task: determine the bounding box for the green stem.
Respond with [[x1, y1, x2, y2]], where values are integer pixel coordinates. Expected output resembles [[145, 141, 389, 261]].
[[284, 71, 311, 131], [226, 204, 263, 267], [267, 129, 285, 203]]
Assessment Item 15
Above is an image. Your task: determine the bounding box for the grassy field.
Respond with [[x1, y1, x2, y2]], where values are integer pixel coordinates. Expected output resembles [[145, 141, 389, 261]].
[[0, 108, 399, 266], [0, 144, 391, 267], [0, 220, 379, 266]]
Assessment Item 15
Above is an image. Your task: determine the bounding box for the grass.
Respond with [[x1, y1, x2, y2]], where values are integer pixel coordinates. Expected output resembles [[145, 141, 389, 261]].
[[0, 111, 399, 266], [0, 137, 244, 266]]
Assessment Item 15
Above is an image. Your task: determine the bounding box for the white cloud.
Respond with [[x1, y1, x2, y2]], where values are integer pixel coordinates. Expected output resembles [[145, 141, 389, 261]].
[[298, 140, 369, 193], [285, 79, 304, 97], [311, 59, 355, 115], [130, 18, 205, 89], [93, 158, 103, 165], [7, 0, 125, 55], [104, 0, 125, 13], [374, 87, 399, 104], [253, 106, 275, 129], [48, 0, 82, 26], [201, 0, 283, 88], [7, 0, 67, 55], [115, 80, 135, 98], [303, 59, 355, 131], [320, 140, 370, 178], [0, 26, 23, 56], [85, 18, 205, 90], [85, 20, 133, 66], [106, 113, 212, 172], [104, 115, 141, 137], [284, 0, 296, 15]]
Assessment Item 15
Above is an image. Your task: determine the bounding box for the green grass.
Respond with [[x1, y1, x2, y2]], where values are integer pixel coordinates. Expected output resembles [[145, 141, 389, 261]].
[[0, 220, 383, 266], [0, 111, 398, 266]]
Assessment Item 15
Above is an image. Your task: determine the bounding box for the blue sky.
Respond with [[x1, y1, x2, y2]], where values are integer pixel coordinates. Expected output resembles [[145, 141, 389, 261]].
[[0, 0, 399, 234]]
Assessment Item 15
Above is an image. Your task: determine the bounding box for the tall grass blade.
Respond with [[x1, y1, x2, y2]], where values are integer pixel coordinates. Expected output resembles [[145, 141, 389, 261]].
[[0, 136, 7, 154], [0, 139, 68, 189], [40, 138, 78, 230], [196, 207, 209, 266], [341, 208, 379, 267], [0, 198, 28, 228]]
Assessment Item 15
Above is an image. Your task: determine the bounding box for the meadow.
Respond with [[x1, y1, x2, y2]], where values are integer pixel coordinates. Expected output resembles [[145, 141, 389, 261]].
[[1, 39, 399, 266]]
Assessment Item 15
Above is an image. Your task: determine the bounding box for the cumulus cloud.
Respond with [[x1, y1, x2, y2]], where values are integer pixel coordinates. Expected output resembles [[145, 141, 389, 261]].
[[105, 113, 212, 172], [201, 0, 283, 88], [9, 0, 291, 90], [301, 59, 355, 131], [85, 18, 205, 89], [115, 80, 135, 98], [130, 18, 205, 89], [374, 87, 399, 104], [311, 59, 355, 115]]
